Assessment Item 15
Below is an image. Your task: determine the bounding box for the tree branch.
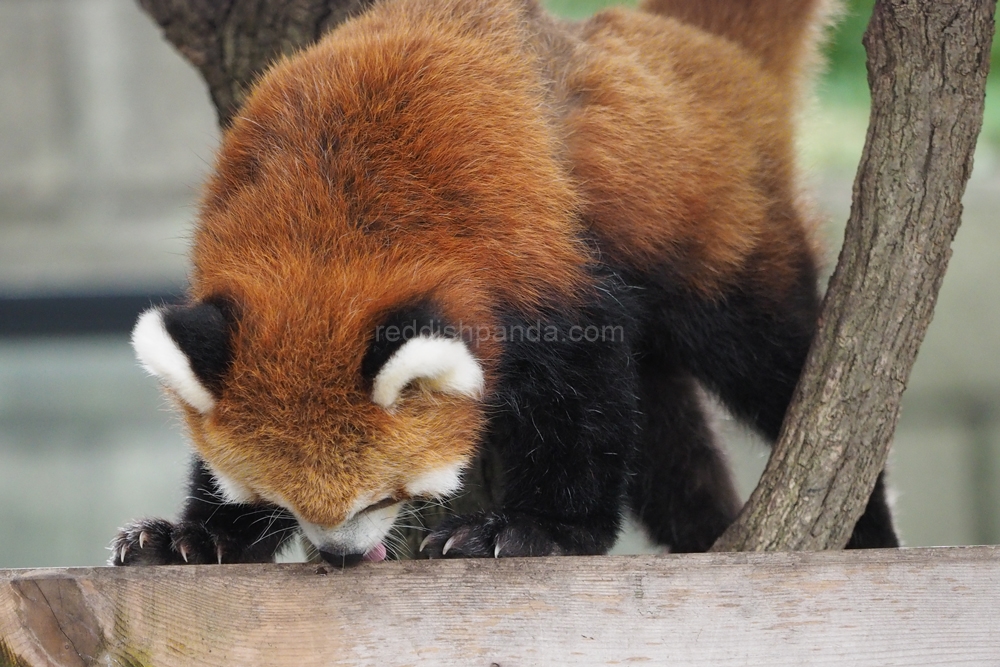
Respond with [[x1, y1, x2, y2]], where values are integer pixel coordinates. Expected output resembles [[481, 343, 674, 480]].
[[136, 0, 375, 126], [712, 0, 997, 551]]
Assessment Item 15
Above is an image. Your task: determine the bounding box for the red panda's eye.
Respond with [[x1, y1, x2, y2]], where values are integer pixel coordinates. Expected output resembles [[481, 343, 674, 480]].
[[359, 497, 397, 514]]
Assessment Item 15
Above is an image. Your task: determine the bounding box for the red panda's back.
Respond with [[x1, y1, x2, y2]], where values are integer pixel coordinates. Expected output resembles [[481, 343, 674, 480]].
[[563, 7, 818, 297], [191, 0, 594, 321]]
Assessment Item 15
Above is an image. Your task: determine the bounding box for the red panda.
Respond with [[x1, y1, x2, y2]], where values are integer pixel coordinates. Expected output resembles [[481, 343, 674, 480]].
[[112, 0, 897, 567]]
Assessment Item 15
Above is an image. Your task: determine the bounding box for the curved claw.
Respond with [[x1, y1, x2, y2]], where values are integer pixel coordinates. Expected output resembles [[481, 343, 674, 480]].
[[441, 536, 456, 556]]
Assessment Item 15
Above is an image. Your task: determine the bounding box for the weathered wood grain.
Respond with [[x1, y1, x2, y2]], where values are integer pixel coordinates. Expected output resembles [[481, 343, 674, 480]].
[[1, 547, 998, 666]]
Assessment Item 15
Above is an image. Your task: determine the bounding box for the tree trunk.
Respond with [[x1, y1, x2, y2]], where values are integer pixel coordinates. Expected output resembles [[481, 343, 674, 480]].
[[135, 0, 375, 127], [712, 0, 996, 551]]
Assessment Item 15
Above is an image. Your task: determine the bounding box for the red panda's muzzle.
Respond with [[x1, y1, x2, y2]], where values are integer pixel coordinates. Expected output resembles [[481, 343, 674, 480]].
[[296, 499, 403, 563], [318, 542, 387, 567]]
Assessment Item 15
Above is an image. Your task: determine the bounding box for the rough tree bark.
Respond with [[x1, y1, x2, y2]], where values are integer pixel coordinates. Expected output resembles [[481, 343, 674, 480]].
[[136, 0, 996, 556], [713, 0, 996, 551], [135, 0, 375, 127]]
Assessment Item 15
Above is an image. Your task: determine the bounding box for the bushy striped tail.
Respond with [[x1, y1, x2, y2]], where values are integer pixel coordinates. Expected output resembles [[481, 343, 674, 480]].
[[641, 0, 842, 93]]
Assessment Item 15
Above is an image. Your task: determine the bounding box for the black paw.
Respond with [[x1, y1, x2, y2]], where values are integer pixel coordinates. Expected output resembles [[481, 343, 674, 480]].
[[110, 518, 245, 566], [419, 511, 565, 559]]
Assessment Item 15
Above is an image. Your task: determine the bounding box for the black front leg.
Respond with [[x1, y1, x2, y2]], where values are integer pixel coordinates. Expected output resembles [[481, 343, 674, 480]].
[[111, 458, 298, 565], [422, 286, 640, 558], [655, 266, 899, 549]]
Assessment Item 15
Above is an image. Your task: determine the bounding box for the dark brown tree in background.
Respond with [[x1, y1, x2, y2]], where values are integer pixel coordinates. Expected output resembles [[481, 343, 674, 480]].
[[136, 0, 996, 557], [137, 0, 375, 127]]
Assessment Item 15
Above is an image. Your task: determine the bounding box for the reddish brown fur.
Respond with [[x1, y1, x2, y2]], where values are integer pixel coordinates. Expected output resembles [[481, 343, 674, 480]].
[[558, 2, 834, 295], [642, 0, 840, 92], [180, 0, 836, 527]]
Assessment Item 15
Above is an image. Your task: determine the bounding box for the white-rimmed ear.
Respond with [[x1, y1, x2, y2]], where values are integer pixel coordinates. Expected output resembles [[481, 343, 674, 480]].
[[371, 336, 484, 409], [131, 308, 216, 413]]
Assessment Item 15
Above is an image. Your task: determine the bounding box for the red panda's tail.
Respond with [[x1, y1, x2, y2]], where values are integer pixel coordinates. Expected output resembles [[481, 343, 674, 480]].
[[641, 0, 842, 93]]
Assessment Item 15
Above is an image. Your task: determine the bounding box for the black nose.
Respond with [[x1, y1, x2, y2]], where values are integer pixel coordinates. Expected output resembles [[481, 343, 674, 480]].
[[318, 550, 365, 567]]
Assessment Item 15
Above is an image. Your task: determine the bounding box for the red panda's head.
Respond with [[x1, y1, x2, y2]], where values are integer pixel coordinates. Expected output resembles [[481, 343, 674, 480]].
[[129, 0, 591, 560], [132, 284, 491, 560]]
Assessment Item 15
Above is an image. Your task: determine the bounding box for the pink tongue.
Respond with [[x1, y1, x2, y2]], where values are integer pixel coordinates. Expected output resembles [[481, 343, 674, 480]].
[[363, 542, 387, 562]]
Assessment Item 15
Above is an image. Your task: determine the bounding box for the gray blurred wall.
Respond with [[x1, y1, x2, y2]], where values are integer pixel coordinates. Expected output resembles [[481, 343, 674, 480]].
[[0, 0, 215, 294], [0, 0, 998, 567]]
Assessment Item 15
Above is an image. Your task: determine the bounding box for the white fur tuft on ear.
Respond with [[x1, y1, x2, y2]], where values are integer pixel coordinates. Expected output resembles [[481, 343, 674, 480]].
[[131, 308, 216, 413], [372, 336, 484, 409]]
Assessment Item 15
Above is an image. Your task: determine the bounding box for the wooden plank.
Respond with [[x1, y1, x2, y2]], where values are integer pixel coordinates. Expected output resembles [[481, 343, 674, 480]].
[[0, 547, 997, 666]]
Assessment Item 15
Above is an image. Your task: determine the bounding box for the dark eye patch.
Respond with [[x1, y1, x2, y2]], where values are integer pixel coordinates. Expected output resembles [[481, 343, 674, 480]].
[[358, 497, 398, 515]]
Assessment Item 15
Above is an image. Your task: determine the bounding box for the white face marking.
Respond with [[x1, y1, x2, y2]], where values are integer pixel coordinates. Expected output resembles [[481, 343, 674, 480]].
[[406, 462, 465, 499], [131, 308, 215, 413], [371, 336, 484, 409], [297, 502, 403, 556]]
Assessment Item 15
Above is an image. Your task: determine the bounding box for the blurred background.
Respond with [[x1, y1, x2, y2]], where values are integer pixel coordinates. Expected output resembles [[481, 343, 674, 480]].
[[1, 0, 998, 568]]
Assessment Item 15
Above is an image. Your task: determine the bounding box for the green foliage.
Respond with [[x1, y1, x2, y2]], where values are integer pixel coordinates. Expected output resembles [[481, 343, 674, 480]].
[[826, 0, 874, 79], [824, 0, 1000, 147], [543, 0, 635, 19], [0, 640, 31, 667]]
